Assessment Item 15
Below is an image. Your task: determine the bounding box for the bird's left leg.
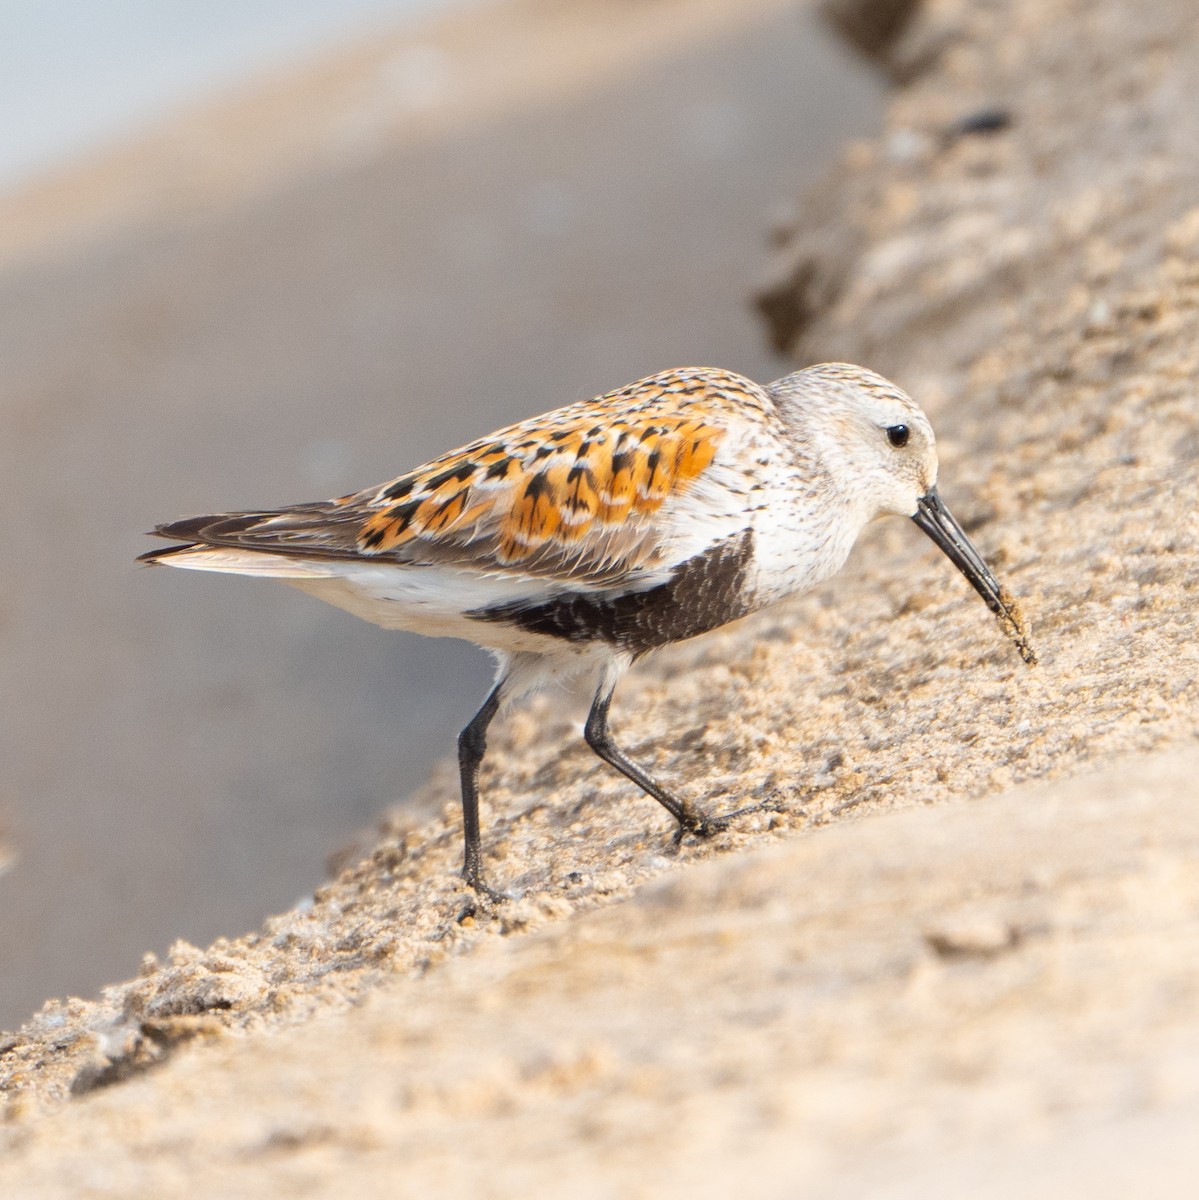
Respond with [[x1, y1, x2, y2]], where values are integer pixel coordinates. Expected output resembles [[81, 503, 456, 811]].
[[582, 678, 770, 843], [458, 680, 509, 901]]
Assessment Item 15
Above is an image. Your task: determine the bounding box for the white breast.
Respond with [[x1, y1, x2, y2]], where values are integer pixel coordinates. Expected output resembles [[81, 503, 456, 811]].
[[744, 452, 867, 609]]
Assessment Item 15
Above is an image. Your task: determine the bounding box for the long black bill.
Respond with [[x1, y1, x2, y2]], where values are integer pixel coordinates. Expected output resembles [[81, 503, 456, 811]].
[[911, 488, 1037, 666]]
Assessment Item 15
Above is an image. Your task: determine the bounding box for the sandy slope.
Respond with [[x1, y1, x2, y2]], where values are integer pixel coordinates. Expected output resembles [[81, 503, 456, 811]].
[[4, 752, 1199, 1197], [3, 0, 1199, 1193]]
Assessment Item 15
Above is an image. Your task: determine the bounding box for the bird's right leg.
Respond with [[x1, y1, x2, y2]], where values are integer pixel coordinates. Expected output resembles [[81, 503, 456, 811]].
[[458, 681, 508, 900], [583, 681, 708, 833], [583, 680, 777, 844]]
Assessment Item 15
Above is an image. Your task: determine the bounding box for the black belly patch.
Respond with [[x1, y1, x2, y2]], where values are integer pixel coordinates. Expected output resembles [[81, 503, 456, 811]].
[[469, 530, 756, 655]]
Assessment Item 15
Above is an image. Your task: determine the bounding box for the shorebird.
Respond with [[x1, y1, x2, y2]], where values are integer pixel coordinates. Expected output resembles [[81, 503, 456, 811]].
[[142, 364, 1035, 896]]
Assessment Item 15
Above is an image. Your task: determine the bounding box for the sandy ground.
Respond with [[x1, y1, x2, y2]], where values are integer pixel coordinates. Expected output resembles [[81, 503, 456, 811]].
[[3, 0, 1199, 1193], [0, 0, 880, 1025]]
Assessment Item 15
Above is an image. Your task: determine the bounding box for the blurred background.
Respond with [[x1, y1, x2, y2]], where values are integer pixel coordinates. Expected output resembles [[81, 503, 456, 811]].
[[0, 0, 882, 1026]]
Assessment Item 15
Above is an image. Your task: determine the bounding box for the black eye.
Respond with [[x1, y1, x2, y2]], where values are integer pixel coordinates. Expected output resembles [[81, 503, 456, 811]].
[[886, 424, 910, 448]]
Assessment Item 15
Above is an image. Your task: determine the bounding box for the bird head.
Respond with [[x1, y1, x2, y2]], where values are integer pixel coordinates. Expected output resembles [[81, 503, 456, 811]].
[[769, 363, 1036, 665]]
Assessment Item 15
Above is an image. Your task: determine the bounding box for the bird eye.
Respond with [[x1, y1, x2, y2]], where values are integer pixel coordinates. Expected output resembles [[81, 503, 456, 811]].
[[886, 424, 910, 448]]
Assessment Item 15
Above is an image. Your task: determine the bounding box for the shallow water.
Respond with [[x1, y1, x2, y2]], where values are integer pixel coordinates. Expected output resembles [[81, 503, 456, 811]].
[[0, 0, 473, 188]]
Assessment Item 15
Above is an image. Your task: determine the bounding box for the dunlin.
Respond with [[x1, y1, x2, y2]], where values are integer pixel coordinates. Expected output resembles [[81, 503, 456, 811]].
[[142, 364, 1035, 896]]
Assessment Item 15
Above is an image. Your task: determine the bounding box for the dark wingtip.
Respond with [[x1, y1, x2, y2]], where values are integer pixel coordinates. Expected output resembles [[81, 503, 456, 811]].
[[139, 515, 219, 564], [148, 514, 227, 542], [140, 502, 360, 563], [138, 512, 259, 566]]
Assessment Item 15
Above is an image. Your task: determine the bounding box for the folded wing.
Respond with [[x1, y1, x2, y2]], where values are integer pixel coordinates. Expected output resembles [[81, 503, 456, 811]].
[[142, 368, 775, 586]]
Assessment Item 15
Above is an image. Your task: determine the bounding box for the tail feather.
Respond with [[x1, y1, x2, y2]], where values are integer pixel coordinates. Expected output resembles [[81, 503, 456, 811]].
[[138, 541, 200, 565], [137, 539, 336, 578]]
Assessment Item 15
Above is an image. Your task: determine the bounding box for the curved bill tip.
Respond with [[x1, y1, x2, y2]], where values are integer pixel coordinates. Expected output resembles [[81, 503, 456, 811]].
[[911, 489, 1038, 666]]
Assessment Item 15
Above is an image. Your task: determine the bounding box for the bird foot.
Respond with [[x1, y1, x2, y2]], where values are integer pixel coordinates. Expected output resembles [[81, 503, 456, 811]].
[[670, 797, 784, 848], [459, 867, 513, 914]]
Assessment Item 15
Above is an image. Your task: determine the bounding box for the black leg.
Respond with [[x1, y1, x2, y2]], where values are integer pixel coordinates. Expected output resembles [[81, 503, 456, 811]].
[[584, 681, 758, 840], [458, 682, 507, 898]]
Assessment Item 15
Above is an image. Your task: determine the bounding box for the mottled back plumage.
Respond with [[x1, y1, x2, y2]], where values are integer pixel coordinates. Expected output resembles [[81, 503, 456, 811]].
[[148, 367, 775, 586]]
